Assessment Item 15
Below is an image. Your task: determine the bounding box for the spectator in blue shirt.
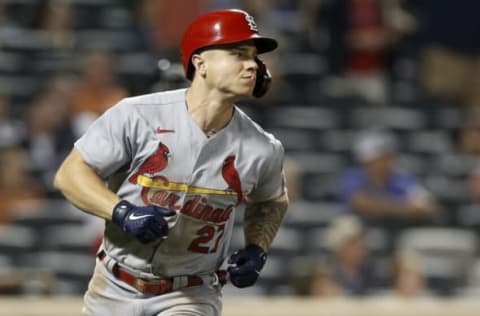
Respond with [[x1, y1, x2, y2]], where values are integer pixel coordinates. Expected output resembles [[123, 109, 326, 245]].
[[340, 130, 436, 226]]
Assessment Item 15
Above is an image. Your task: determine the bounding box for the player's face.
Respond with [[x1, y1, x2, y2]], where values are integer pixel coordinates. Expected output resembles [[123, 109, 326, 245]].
[[200, 44, 258, 97]]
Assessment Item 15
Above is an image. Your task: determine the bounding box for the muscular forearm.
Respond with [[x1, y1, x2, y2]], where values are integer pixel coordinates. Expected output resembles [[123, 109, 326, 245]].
[[244, 192, 288, 251], [54, 148, 120, 220]]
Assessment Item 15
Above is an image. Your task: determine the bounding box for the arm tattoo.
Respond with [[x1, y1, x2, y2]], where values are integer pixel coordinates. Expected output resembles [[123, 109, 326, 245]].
[[244, 193, 288, 251]]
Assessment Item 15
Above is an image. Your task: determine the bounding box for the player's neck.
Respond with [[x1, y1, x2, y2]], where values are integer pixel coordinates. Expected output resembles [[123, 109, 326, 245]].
[[185, 87, 235, 136]]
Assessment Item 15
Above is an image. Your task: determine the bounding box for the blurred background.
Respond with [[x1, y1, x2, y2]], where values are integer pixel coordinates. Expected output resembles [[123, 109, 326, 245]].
[[1, 0, 480, 312]]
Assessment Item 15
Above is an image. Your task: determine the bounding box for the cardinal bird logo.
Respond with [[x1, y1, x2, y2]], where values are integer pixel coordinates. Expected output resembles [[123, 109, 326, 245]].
[[128, 142, 171, 184], [222, 155, 243, 205]]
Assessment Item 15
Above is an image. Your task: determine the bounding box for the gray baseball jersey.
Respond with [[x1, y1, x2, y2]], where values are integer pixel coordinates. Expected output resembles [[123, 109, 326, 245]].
[[75, 88, 285, 278]]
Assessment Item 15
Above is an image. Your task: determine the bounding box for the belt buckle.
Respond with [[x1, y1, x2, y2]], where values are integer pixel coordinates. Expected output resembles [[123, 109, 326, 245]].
[[135, 278, 173, 295]]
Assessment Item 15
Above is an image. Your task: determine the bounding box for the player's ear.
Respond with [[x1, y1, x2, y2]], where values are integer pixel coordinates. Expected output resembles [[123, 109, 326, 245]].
[[191, 54, 207, 78]]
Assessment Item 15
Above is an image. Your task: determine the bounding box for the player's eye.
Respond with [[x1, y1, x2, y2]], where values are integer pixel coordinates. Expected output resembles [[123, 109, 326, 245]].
[[231, 50, 244, 57], [232, 51, 256, 62]]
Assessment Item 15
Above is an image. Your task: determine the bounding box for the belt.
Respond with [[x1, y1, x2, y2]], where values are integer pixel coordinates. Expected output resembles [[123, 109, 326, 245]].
[[97, 250, 227, 295]]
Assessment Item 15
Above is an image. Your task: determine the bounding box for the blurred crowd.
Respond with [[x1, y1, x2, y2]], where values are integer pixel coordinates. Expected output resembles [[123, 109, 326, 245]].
[[1, 0, 480, 298]]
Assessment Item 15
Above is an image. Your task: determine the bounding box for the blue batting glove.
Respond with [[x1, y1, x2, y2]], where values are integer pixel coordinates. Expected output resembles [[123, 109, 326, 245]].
[[112, 200, 175, 243], [227, 244, 267, 288]]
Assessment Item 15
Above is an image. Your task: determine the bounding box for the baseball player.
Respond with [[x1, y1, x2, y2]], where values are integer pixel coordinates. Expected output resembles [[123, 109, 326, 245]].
[[54, 9, 288, 316]]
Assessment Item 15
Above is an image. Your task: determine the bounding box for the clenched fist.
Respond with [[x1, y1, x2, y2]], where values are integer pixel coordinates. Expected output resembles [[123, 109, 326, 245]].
[[112, 200, 175, 243]]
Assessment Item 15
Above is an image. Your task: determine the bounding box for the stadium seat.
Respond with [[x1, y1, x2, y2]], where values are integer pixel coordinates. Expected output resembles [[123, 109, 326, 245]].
[[396, 228, 477, 295], [288, 152, 346, 174], [424, 175, 469, 204], [11, 199, 86, 229], [18, 251, 95, 294], [0, 75, 40, 98], [321, 129, 356, 153], [396, 154, 429, 176], [268, 227, 304, 256], [301, 174, 340, 201], [75, 30, 142, 52], [466, 258, 480, 290], [0, 52, 25, 73], [266, 128, 315, 151], [268, 107, 338, 130], [279, 53, 327, 78], [407, 130, 453, 154], [351, 107, 426, 130], [435, 106, 463, 129], [41, 225, 97, 253], [283, 201, 343, 229], [432, 154, 479, 178], [0, 225, 37, 260], [458, 204, 480, 229]]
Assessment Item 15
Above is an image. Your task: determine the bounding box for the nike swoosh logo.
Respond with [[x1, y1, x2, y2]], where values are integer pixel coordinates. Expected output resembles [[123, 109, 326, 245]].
[[128, 213, 155, 220], [156, 128, 175, 134]]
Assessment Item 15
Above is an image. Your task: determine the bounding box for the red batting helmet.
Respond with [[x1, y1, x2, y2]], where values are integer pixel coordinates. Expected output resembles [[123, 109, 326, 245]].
[[180, 9, 278, 80]]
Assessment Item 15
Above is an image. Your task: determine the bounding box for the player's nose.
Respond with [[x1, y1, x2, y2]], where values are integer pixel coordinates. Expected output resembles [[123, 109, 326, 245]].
[[244, 58, 258, 72]]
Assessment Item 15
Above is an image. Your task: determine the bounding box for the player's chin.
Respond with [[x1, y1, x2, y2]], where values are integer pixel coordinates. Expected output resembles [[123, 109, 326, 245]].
[[235, 83, 254, 96]]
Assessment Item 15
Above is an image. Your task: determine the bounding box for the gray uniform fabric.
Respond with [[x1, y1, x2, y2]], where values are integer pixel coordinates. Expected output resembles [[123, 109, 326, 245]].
[[75, 88, 284, 315]]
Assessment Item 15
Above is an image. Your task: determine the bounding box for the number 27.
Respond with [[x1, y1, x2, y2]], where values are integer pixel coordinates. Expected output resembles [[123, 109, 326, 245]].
[[189, 224, 226, 253]]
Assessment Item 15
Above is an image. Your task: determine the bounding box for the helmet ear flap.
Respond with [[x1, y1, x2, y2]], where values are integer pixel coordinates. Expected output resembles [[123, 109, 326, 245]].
[[253, 57, 271, 98]]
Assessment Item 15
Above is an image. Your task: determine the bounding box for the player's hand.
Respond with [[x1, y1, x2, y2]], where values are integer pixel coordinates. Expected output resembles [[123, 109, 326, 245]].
[[227, 244, 267, 288], [112, 200, 176, 243]]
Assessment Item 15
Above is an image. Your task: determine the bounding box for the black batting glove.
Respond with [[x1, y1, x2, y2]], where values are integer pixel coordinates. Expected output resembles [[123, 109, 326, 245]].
[[112, 200, 175, 243], [227, 244, 267, 288]]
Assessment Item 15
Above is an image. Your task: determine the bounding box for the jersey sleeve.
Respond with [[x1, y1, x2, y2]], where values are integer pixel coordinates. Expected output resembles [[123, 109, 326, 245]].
[[74, 100, 133, 179], [248, 138, 285, 202]]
